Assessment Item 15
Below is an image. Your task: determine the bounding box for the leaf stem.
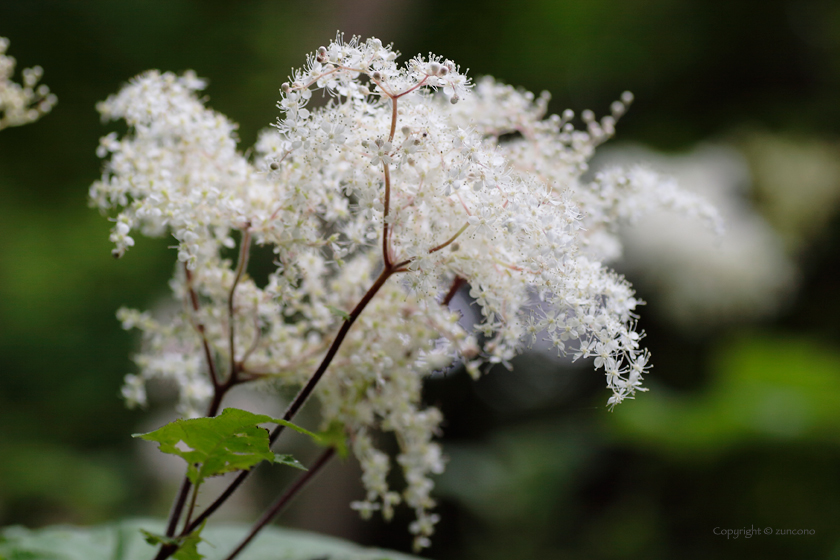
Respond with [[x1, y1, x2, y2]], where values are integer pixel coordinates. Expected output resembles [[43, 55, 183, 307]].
[[162, 479, 192, 542], [182, 484, 200, 533]]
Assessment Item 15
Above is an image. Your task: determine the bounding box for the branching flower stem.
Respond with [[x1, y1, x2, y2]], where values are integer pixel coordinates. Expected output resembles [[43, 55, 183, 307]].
[[168, 233, 466, 557], [155, 264, 399, 560]]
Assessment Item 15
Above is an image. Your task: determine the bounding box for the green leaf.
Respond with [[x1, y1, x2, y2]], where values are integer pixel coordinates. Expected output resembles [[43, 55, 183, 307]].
[[133, 408, 279, 485], [326, 305, 350, 321], [273, 454, 307, 471], [273, 419, 320, 440], [140, 529, 178, 547], [133, 409, 329, 485], [316, 421, 349, 458], [173, 531, 203, 560], [141, 521, 206, 560], [0, 520, 425, 560], [271, 419, 347, 454]]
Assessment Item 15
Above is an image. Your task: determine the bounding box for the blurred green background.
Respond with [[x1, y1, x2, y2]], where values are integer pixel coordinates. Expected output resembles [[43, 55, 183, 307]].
[[2, 0, 840, 559]]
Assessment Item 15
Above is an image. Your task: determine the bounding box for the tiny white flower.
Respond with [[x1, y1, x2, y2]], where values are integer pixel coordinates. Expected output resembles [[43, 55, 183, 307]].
[[369, 138, 393, 166]]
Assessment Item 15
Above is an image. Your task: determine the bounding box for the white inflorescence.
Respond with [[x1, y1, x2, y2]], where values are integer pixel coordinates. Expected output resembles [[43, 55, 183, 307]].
[[91, 34, 721, 549], [0, 37, 56, 131]]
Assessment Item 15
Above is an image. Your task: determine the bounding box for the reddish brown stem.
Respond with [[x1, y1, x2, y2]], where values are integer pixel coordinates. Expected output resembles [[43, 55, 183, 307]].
[[443, 276, 466, 306], [182, 484, 200, 533], [388, 97, 398, 142], [382, 163, 392, 268], [222, 448, 336, 560], [382, 97, 397, 268], [185, 267, 221, 390], [228, 228, 252, 380], [269, 265, 394, 441]]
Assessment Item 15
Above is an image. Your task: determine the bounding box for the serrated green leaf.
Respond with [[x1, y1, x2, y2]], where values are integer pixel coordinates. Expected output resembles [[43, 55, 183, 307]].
[[273, 454, 308, 471], [273, 419, 320, 440], [133, 408, 279, 485], [263, 418, 341, 452], [141, 529, 178, 547], [326, 305, 350, 321], [133, 409, 333, 485]]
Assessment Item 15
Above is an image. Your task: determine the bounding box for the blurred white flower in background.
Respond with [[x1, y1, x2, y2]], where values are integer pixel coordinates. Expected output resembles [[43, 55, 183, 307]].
[[594, 144, 797, 328]]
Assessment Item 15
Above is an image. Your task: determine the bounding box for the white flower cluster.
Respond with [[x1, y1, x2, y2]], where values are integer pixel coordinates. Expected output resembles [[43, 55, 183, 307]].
[[91, 35, 719, 548], [0, 37, 56, 131]]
